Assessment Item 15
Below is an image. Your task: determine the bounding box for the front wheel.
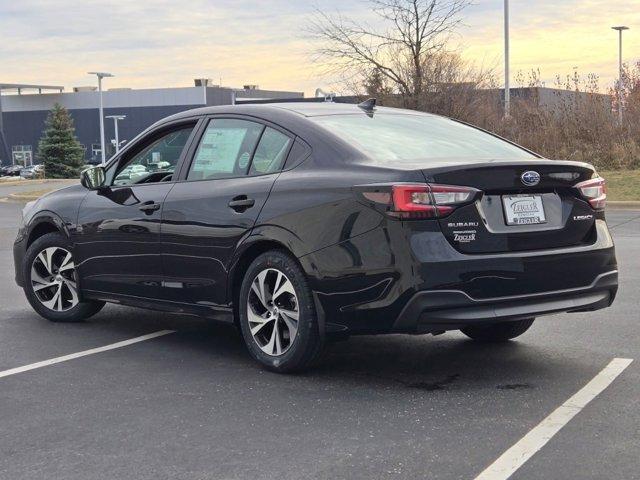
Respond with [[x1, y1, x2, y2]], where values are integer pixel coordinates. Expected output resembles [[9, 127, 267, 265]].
[[238, 250, 323, 373], [23, 232, 105, 322], [460, 318, 535, 342]]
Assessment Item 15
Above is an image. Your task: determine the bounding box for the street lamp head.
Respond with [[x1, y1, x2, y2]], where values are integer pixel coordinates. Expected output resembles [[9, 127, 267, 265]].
[[106, 115, 126, 120], [87, 72, 114, 78], [612, 26, 629, 31]]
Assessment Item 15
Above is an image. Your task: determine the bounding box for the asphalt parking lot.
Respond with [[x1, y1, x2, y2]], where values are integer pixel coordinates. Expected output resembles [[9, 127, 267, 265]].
[[0, 194, 638, 480]]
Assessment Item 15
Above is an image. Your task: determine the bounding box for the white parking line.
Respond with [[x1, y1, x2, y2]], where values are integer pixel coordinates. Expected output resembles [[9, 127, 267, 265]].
[[473, 357, 633, 480], [0, 330, 175, 379]]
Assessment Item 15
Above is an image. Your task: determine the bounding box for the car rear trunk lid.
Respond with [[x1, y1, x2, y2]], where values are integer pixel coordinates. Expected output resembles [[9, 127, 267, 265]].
[[421, 161, 600, 254]]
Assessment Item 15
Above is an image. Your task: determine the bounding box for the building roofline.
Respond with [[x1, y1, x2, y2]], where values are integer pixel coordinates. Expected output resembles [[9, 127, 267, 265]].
[[0, 83, 64, 92]]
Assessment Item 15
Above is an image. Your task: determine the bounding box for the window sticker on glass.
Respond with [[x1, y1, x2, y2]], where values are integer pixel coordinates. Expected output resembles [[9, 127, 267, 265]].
[[191, 128, 246, 175], [188, 119, 263, 180], [238, 152, 251, 170]]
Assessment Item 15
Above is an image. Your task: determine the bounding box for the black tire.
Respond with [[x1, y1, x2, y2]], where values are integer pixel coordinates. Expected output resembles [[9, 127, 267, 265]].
[[461, 318, 535, 342], [238, 250, 323, 373], [23, 232, 105, 322]]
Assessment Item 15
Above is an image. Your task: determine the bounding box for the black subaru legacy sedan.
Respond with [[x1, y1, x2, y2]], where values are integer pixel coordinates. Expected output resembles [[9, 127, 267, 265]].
[[13, 102, 618, 372]]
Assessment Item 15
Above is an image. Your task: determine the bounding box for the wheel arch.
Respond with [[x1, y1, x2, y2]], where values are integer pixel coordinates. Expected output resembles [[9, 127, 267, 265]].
[[227, 232, 317, 326], [228, 239, 291, 325], [26, 213, 69, 249]]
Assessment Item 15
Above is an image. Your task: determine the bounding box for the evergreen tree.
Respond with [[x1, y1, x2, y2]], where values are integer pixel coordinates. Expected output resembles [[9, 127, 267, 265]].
[[37, 103, 85, 178]]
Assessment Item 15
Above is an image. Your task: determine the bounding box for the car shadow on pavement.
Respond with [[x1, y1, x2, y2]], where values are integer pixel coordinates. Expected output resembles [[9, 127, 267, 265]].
[[313, 336, 552, 391], [83, 305, 582, 394]]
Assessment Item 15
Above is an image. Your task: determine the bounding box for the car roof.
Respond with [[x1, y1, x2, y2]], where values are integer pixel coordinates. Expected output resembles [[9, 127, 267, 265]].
[[160, 101, 432, 123], [261, 102, 429, 117], [123, 102, 441, 168]]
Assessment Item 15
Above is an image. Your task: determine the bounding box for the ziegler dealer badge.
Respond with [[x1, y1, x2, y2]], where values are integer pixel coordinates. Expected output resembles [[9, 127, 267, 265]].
[[453, 230, 476, 243], [448, 222, 479, 243]]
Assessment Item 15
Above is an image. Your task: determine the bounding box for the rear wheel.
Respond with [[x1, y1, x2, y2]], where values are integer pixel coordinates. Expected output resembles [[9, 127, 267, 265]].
[[461, 318, 534, 342], [238, 250, 322, 373], [23, 232, 105, 322]]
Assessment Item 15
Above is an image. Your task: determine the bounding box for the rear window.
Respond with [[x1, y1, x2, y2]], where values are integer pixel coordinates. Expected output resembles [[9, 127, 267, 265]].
[[312, 114, 536, 162]]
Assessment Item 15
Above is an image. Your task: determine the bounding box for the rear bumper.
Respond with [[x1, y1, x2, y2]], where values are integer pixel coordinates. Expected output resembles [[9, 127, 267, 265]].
[[308, 217, 618, 334], [392, 270, 618, 333]]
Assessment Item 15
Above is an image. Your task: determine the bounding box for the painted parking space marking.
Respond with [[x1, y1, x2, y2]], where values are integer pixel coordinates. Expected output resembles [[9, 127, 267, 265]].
[[473, 357, 633, 480], [0, 330, 175, 380]]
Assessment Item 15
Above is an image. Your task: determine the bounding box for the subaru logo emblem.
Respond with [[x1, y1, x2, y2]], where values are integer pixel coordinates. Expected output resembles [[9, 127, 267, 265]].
[[521, 171, 541, 186]]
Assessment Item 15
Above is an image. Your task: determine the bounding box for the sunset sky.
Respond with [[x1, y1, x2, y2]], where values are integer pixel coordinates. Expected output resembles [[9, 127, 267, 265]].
[[1, 0, 638, 96]]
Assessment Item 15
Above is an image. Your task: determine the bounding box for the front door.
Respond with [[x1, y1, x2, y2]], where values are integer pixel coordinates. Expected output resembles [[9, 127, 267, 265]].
[[74, 122, 198, 298], [161, 117, 294, 309]]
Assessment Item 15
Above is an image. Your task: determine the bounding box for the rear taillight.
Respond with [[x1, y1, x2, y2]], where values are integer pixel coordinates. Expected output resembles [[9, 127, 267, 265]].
[[575, 177, 606, 210], [361, 183, 480, 219]]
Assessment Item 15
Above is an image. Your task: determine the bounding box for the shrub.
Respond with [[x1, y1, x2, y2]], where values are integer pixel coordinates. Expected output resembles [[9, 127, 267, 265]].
[[367, 63, 640, 170]]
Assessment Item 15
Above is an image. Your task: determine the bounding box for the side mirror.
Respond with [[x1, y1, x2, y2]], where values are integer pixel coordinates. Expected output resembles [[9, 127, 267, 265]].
[[80, 166, 106, 190]]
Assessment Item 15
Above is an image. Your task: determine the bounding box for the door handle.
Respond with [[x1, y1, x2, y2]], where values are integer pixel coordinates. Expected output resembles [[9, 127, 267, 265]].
[[139, 201, 161, 214], [228, 195, 255, 212]]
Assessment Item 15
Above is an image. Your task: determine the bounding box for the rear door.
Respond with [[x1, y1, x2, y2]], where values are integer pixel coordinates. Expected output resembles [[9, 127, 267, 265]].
[[160, 116, 294, 308]]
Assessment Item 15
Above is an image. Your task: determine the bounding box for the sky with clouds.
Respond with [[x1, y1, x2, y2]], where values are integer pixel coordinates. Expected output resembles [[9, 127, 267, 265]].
[[0, 0, 638, 95]]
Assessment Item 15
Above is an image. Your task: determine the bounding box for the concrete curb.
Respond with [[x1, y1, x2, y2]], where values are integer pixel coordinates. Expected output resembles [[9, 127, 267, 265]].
[[0, 180, 49, 187], [6, 193, 42, 202], [4, 189, 62, 202]]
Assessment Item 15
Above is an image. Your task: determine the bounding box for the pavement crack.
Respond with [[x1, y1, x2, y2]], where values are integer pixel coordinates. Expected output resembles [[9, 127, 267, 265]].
[[496, 383, 532, 390], [407, 374, 460, 391]]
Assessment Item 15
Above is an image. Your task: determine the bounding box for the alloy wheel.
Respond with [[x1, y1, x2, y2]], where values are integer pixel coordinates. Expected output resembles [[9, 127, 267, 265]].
[[30, 247, 79, 312], [247, 268, 299, 356]]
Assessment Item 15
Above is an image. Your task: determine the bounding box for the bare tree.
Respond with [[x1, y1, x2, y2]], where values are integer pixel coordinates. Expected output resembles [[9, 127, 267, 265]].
[[309, 0, 472, 108]]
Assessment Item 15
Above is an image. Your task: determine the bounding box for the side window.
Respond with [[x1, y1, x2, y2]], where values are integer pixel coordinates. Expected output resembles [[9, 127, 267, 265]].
[[113, 126, 194, 186], [284, 137, 311, 170], [187, 119, 263, 181], [248, 127, 292, 175]]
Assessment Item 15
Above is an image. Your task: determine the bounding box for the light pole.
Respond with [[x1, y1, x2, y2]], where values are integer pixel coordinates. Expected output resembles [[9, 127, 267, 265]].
[[87, 72, 114, 163], [612, 26, 629, 124], [106, 115, 126, 153], [504, 0, 510, 118]]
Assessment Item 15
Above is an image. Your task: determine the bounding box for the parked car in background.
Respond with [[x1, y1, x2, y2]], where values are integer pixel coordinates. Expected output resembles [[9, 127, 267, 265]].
[[2, 165, 23, 177], [19, 164, 44, 179], [13, 102, 618, 373], [19, 166, 35, 178], [114, 164, 148, 185], [147, 160, 171, 173]]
